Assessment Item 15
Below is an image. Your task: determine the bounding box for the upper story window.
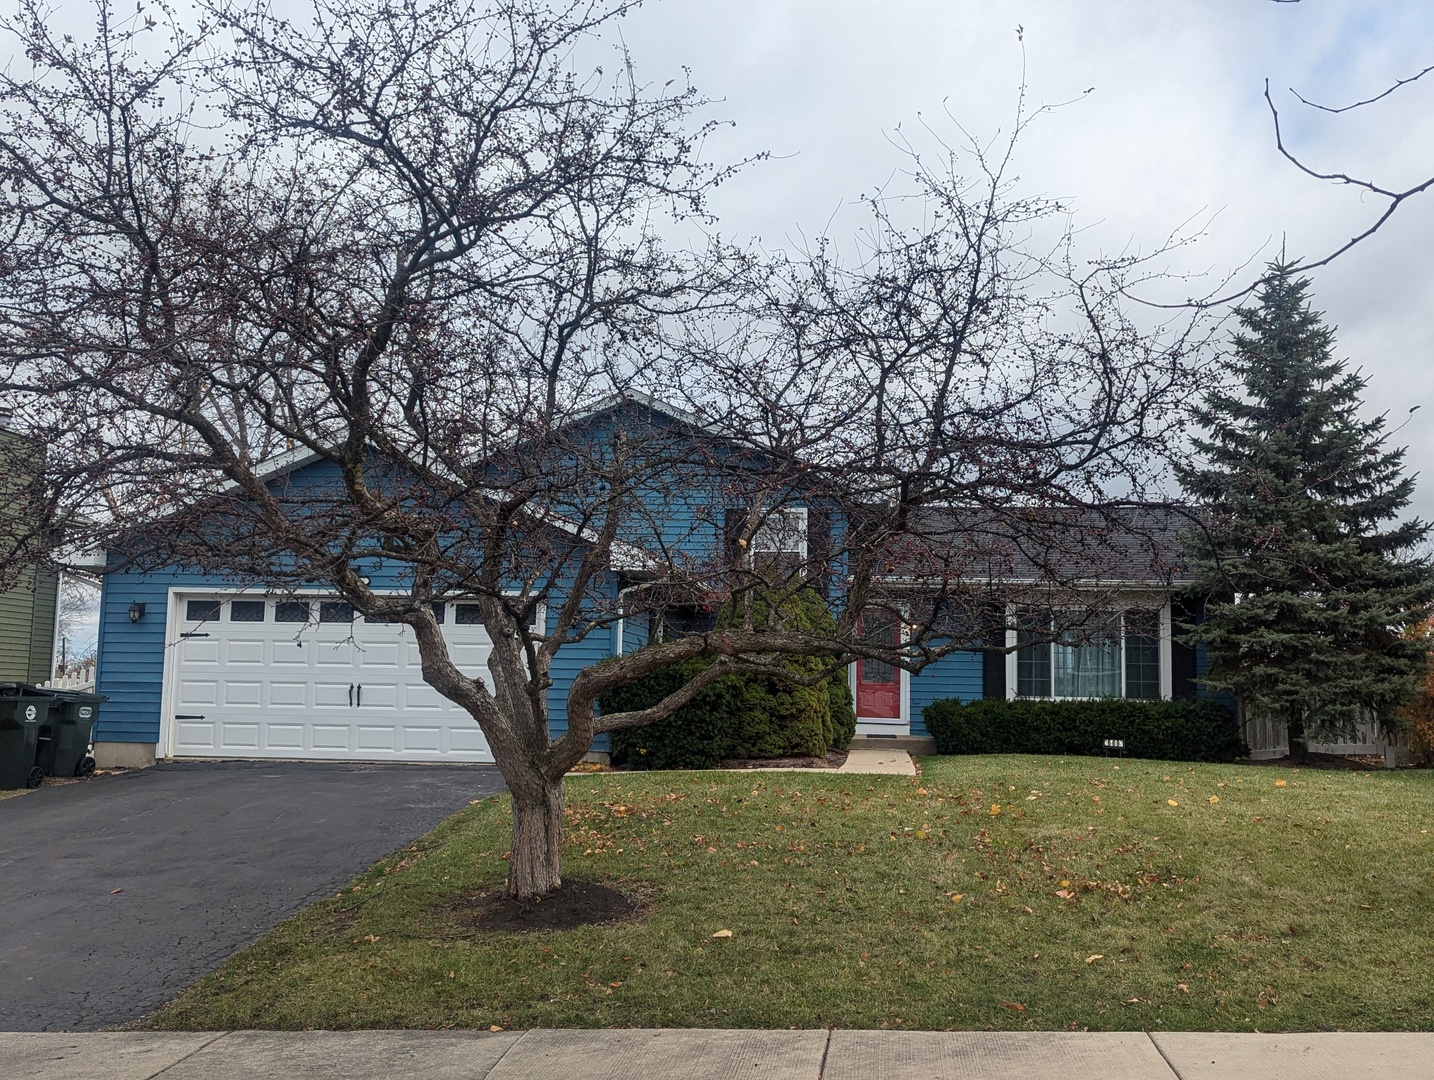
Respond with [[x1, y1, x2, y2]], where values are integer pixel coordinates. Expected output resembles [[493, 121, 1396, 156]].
[[751, 507, 808, 563], [1013, 606, 1165, 700]]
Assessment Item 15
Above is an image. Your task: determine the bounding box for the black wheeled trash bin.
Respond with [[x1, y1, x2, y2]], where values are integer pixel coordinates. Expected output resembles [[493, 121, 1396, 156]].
[[35, 688, 105, 778], [0, 683, 49, 790]]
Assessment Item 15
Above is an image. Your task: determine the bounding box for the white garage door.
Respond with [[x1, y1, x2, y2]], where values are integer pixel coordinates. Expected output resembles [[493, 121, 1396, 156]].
[[167, 594, 495, 762]]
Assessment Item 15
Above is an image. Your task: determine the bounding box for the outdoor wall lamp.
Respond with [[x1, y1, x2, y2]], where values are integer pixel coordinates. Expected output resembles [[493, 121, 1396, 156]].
[[128, 602, 145, 623]]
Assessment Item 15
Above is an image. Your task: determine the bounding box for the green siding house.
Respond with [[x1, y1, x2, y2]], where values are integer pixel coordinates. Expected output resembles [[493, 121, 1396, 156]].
[[0, 562, 58, 682], [0, 418, 57, 683]]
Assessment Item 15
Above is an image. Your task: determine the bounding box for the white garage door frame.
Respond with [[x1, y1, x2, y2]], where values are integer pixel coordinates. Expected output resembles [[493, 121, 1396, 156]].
[[157, 587, 542, 763]]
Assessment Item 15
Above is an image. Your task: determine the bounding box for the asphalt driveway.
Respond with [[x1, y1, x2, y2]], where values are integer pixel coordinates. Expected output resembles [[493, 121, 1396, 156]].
[[0, 760, 506, 1031]]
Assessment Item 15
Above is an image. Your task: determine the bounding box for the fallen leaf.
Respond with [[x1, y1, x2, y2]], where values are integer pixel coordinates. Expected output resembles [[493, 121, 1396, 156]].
[[1122, 997, 1141, 1005], [1059, 879, 1070, 887], [1055, 889, 1076, 900], [363, 934, 380, 943], [1086, 954, 1103, 964], [1003, 1001, 1026, 1012], [990, 804, 1002, 816], [1208, 795, 1220, 804], [712, 929, 733, 939], [950, 893, 965, 903], [917, 788, 928, 796], [110, 888, 123, 895], [1021, 905, 1034, 914], [1167, 799, 1179, 807], [1177, 983, 1190, 994], [489, 1025, 504, 1032], [1275, 780, 1288, 788], [609, 981, 622, 988]]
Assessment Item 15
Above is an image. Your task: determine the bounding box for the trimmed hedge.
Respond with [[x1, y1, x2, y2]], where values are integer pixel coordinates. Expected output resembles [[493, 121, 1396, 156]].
[[606, 584, 852, 770], [603, 658, 740, 771], [923, 696, 1246, 763]]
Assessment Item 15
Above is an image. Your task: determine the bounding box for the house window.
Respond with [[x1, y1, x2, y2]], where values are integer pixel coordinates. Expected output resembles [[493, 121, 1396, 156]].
[[274, 600, 311, 623], [752, 506, 808, 561], [1124, 609, 1161, 700], [1013, 607, 1165, 700], [318, 601, 354, 623], [185, 599, 221, 622], [229, 600, 266, 622]]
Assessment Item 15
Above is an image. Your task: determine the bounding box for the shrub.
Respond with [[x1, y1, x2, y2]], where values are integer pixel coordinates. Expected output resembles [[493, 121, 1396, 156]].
[[827, 677, 857, 751], [923, 696, 1245, 763], [606, 584, 853, 768], [604, 658, 741, 771]]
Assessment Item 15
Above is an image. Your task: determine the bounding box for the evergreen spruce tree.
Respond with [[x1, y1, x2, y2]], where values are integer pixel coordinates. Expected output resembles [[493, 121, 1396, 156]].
[[1178, 262, 1434, 760]]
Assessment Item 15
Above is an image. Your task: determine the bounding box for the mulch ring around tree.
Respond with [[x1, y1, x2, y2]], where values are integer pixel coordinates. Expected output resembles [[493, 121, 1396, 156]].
[[448, 879, 649, 933]]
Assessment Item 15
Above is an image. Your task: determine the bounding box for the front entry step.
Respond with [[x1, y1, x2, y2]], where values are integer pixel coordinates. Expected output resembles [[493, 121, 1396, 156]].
[[850, 733, 936, 755]]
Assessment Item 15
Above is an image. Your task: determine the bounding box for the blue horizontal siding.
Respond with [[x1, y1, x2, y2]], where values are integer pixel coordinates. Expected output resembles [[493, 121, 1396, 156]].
[[909, 650, 983, 736]]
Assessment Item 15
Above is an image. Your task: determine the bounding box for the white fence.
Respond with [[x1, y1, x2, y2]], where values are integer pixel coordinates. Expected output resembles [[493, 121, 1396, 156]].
[[41, 661, 96, 692]]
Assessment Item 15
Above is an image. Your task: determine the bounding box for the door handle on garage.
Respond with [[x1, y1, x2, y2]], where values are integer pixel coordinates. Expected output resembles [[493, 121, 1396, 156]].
[[174, 714, 207, 720], [356, 684, 362, 707], [348, 683, 354, 707]]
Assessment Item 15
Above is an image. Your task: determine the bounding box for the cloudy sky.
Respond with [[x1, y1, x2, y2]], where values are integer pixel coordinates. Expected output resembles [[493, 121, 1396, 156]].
[[605, 0, 1434, 517]]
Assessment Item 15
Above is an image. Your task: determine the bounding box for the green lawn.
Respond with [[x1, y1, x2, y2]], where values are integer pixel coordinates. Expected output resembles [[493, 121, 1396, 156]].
[[139, 756, 1434, 1032]]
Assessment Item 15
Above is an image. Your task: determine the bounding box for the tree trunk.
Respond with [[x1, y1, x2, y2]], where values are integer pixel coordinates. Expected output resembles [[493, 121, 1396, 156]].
[[506, 775, 565, 899], [1287, 717, 1308, 763]]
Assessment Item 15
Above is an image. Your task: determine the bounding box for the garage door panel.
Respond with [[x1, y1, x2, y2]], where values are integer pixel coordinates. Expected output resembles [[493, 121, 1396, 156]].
[[313, 681, 354, 708], [357, 683, 398, 709], [356, 726, 397, 751], [404, 684, 447, 710], [449, 724, 487, 752], [356, 642, 402, 669], [222, 681, 263, 706], [401, 726, 441, 751], [269, 682, 308, 707], [178, 681, 218, 706], [314, 645, 354, 667], [224, 639, 266, 665], [175, 720, 217, 749], [309, 725, 351, 750], [180, 639, 221, 664], [265, 724, 306, 749], [168, 594, 495, 763], [271, 642, 310, 665], [219, 723, 260, 749]]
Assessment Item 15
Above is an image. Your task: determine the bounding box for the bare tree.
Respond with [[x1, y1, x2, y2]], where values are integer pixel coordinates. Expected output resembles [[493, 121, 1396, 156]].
[[0, 0, 1208, 897], [1260, 0, 1434, 274]]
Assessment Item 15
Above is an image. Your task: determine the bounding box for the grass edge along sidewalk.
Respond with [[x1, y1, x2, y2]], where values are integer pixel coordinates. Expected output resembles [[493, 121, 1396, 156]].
[[139, 755, 1434, 1033]]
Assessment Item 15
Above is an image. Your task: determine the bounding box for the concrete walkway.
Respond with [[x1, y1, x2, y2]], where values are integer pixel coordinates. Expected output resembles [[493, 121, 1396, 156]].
[[837, 748, 917, 775], [7, 1029, 1431, 1079], [712, 749, 918, 777]]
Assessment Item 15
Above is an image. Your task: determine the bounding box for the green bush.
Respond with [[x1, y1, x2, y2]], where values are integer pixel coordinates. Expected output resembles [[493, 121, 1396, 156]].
[[922, 696, 1245, 763], [827, 677, 857, 751], [606, 584, 853, 769], [604, 658, 739, 770]]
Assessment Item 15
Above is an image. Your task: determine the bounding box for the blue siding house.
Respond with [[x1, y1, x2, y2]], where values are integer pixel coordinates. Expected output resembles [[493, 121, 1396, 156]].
[[91, 397, 1198, 768]]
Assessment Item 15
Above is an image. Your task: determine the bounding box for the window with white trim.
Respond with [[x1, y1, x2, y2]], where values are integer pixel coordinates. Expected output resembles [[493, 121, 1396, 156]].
[[1014, 607, 1164, 700], [750, 507, 808, 566]]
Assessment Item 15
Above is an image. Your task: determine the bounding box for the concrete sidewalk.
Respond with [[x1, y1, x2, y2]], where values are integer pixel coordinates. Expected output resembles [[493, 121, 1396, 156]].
[[7, 1028, 1432, 1079]]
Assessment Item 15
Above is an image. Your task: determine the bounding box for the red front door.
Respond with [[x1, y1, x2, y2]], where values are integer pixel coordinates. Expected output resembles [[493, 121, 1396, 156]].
[[856, 609, 901, 720]]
